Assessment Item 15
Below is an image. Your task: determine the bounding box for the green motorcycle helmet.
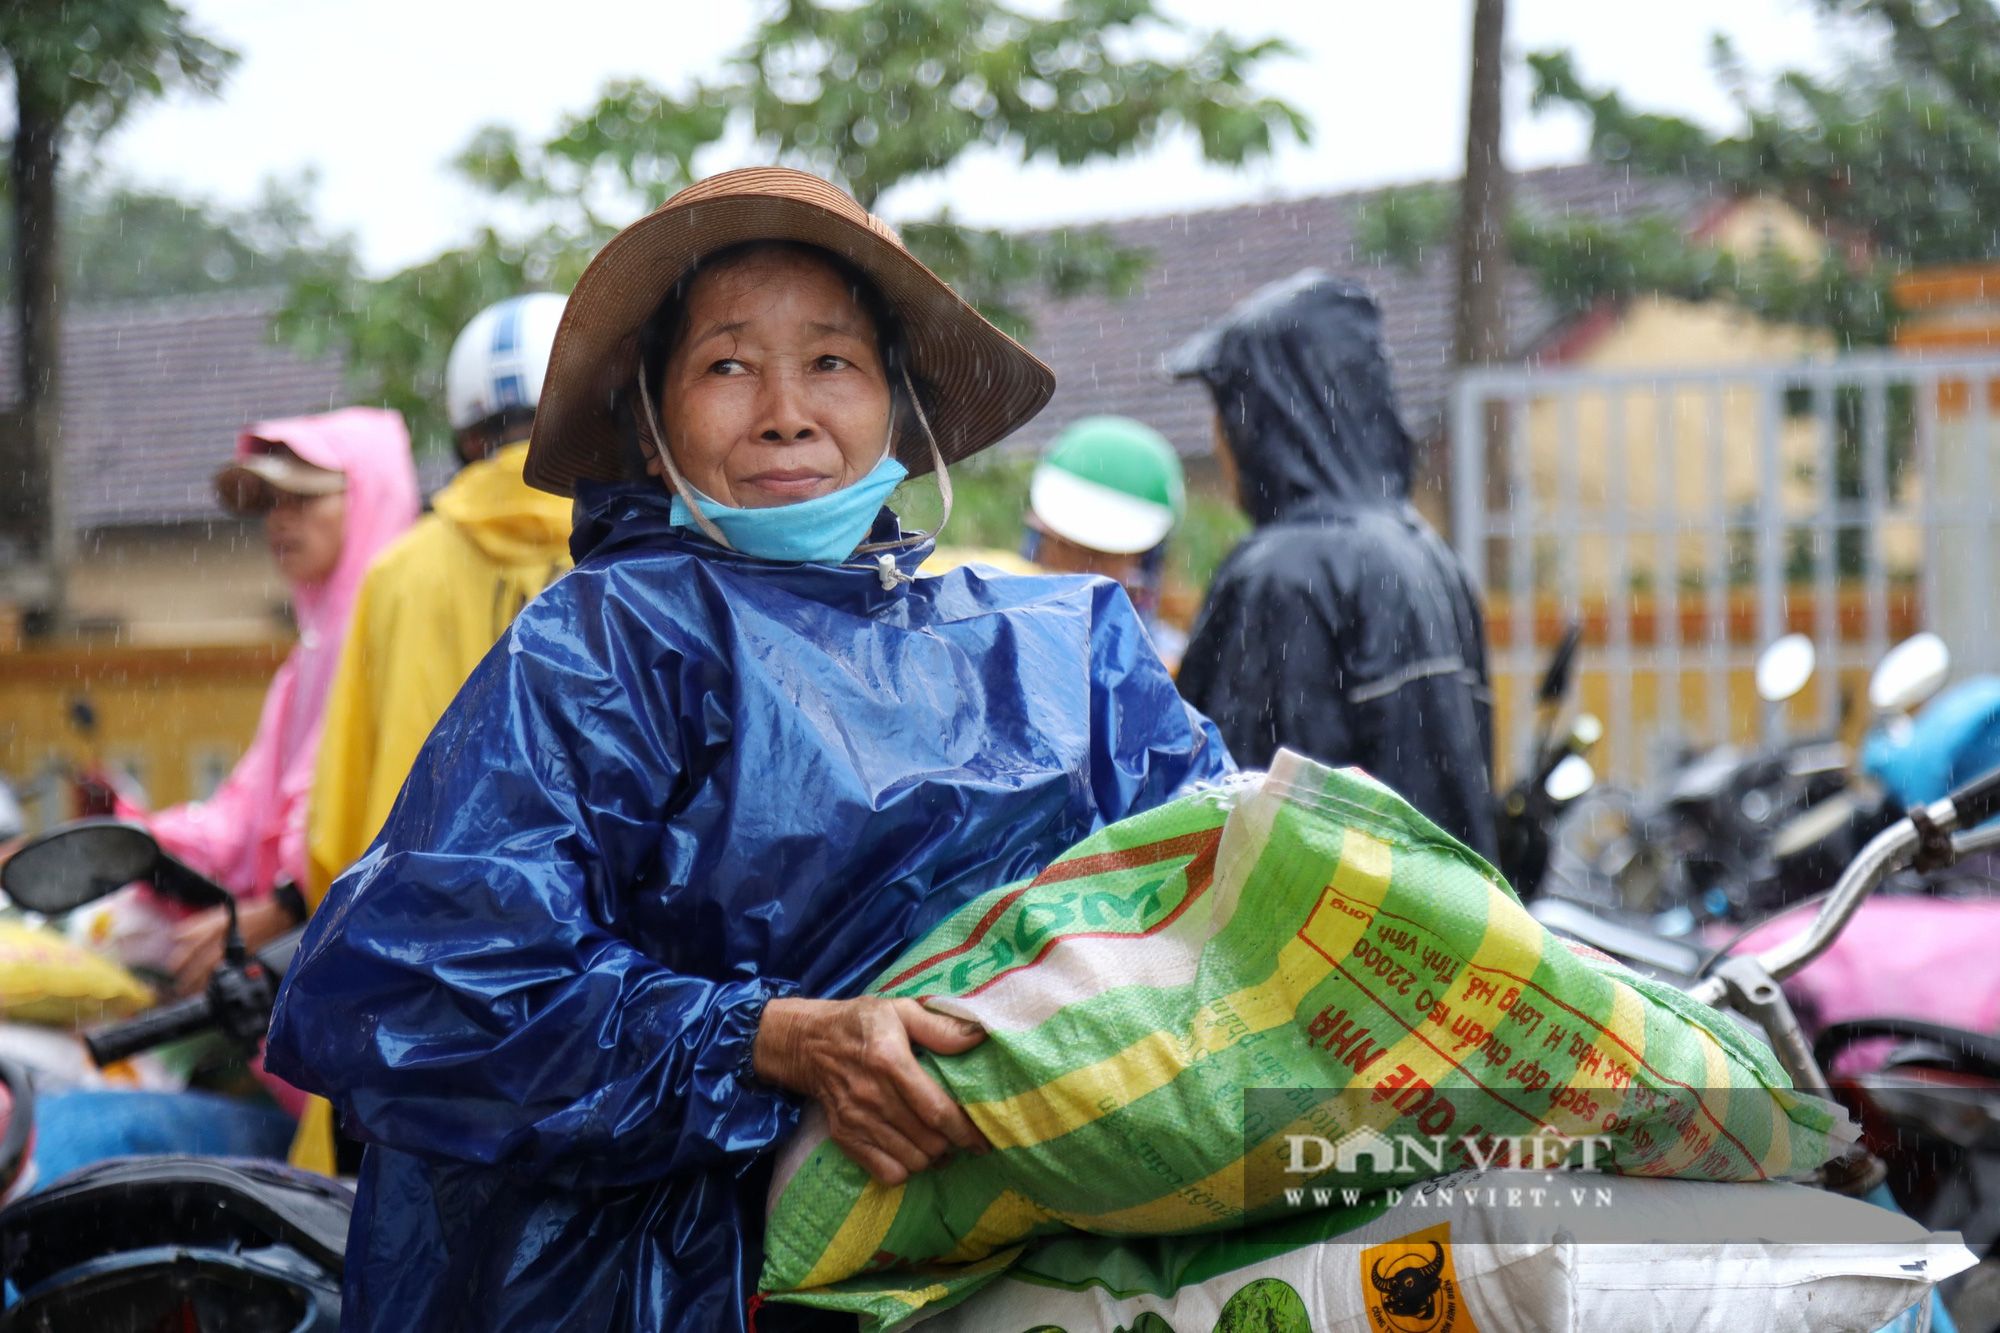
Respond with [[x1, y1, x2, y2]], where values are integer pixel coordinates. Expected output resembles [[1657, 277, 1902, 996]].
[[1029, 416, 1186, 555]]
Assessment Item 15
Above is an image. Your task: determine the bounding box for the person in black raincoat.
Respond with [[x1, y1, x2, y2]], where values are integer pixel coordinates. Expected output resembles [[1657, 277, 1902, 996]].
[[1170, 270, 1497, 858], [264, 168, 1231, 1333]]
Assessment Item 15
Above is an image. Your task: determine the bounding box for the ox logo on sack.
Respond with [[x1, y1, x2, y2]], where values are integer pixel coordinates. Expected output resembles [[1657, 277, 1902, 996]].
[[1361, 1224, 1480, 1333]]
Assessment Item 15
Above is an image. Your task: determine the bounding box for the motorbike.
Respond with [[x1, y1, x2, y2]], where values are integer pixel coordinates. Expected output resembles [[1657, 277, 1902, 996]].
[[1493, 621, 1603, 899], [1749, 631, 1960, 909], [1862, 632, 2000, 822], [1547, 632, 1922, 930], [0, 819, 343, 1331]]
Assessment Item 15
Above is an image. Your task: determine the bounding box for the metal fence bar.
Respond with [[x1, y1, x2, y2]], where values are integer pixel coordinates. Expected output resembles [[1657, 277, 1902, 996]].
[[1756, 377, 1785, 740], [1915, 368, 1940, 682], [1508, 392, 1535, 771], [1705, 381, 1730, 746], [1861, 374, 1890, 673], [1655, 384, 1681, 761], [1558, 390, 1584, 637], [1448, 354, 2000, 787], [1813, 378, 1839, 733], [1456, 352, 2000, 395], [1979, 375, 1996, 675], [1607, 388, 1632, 780]]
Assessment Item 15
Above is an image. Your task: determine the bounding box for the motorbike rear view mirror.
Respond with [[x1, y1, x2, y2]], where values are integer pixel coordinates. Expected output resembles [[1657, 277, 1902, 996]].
[[1, 821, 159, 915], [1538, 622, 1584, 706], [1544, 754, 1596, 804], [1755, 634, 1817, 704], [1869, 632, 1950, 715]]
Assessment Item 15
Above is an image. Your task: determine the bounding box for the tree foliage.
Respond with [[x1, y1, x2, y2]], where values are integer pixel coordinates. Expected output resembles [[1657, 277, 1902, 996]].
[[291, 0, 1307, 455], [1518, 1, 2000, 344], [1351, 184, 1457, 275], [1352, 177, 1896, 348], [278, 227, 594, 458], [0, 0, 234, 136]]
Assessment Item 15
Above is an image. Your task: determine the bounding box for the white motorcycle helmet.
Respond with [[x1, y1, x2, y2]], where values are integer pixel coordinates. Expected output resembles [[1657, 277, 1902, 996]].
[[445, 292, 568, 436]]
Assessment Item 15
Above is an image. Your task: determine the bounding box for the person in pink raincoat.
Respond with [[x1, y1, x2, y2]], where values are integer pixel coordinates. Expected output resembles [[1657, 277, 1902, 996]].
[[125, 408, 419, 995]]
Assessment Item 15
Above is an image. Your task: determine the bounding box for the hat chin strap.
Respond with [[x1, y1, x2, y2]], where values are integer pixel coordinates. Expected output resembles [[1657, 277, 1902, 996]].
[[635, 373, 735, 551], [633, 365, 953, 573], [853, 363, 951, 557]]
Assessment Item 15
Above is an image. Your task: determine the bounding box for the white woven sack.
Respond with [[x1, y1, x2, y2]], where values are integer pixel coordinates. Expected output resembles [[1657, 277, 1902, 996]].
[[911, 1169, 1975, 1333]]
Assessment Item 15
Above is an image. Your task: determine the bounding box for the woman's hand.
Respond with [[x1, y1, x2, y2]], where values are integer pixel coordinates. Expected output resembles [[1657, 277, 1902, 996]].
[[168, 895, 291, 997], [753, 996, 991, 1186]]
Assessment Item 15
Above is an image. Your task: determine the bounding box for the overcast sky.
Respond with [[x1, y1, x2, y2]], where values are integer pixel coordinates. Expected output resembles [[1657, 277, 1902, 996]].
[[79, 0, 1854, 275]]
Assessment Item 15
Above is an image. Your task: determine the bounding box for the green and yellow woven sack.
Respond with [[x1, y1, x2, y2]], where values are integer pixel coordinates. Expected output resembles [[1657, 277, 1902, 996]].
[[759, 751, 1848, 1327]]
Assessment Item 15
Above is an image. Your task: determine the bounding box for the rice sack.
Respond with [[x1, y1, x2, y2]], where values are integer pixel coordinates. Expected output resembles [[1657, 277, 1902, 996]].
[[759, 751, 1850, 1324]]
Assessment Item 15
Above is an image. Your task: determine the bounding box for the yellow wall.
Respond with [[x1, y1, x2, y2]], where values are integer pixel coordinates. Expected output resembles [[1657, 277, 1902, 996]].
[[0, 526, 296, 827], [0, 642, 287, 829], [1494, 225, 1924, 777], [1703, 195, 1829, 266], [1486, 590, 1920, 784], [69, 525, 289, 646]]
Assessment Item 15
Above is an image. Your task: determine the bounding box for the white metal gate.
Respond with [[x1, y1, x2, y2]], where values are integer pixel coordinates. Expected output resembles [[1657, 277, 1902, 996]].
[[1450, 354, 2000, 785]]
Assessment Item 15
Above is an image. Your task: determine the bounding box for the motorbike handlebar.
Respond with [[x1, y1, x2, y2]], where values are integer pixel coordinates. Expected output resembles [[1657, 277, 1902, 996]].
[[86, 993, 215, 1067], [1952, 819, 2000, 859], [1690, 761, 2000, 1007], [1942, 764, 2000, 831]]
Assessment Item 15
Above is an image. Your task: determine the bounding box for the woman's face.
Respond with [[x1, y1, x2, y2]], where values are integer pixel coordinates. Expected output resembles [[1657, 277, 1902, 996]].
[[265, 491, 347, 585], [655, 250, 894, 509]]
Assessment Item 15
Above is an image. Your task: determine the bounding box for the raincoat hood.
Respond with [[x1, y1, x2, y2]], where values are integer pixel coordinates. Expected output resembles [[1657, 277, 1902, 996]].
[[242, 407, 422, 743], [1169, 270, 1413, 526], [432, 442, 573, 565]]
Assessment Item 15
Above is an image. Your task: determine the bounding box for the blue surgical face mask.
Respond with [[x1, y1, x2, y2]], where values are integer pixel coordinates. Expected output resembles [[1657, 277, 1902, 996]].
[[667, 449, 909, 564]]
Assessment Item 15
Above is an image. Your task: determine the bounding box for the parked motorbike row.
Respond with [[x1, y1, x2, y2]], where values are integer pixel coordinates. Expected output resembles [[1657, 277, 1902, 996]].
[[1498, 625, 1990, 922], [1499, 626, 2000, 1331]]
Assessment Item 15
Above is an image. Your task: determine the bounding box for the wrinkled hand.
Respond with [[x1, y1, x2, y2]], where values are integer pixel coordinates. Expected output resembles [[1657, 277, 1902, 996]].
[[753, 996, 990, 1186], [168, 896, 290, 997]]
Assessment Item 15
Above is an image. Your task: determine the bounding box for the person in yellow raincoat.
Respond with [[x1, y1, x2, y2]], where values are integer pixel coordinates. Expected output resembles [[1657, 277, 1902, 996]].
[[293, 295, 573, 1171], [306, 294, 575, 903]]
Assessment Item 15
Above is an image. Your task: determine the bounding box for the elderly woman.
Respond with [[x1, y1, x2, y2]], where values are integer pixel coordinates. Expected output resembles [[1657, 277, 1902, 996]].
[[266, 169, 1230, 1333]]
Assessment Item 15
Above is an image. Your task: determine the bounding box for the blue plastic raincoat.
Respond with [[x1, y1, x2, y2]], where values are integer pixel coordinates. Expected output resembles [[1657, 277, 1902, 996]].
[[264, 485, 1232, 1333]]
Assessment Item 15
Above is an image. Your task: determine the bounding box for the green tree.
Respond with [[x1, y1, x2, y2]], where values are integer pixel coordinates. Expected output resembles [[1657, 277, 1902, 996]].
[[1353, 184, 1456, 275], [1, 0, 234, 627], [1521, 1, 2000, 343], [292, 0, 1307, 457]]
